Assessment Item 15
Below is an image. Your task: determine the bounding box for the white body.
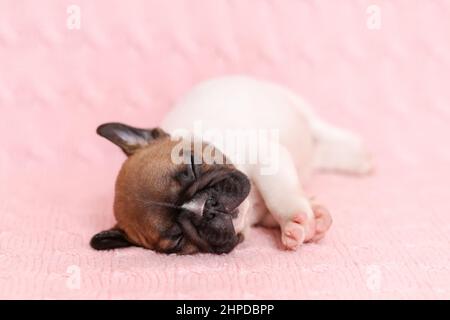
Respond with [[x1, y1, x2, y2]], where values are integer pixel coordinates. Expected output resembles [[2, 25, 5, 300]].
[[162, 76, 372, 249]]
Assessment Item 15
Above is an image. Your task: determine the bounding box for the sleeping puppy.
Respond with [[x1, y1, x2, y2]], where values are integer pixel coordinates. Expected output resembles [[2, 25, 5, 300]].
[[91, 76, 373, 254]]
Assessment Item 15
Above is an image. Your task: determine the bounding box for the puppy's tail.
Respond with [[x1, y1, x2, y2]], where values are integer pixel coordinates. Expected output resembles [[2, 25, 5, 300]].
[[287, 93, 374, 175]]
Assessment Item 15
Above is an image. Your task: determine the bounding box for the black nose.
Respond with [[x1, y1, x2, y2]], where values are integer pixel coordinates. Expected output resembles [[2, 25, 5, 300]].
[[199, 213, 239, 253]]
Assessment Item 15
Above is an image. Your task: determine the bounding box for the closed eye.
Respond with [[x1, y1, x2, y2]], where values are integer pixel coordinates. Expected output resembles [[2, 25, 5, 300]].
[[174, 152, 200, 186], [163, 224, 184, 253], [166, 235, 184, 253], [189, 152, 198, 179]]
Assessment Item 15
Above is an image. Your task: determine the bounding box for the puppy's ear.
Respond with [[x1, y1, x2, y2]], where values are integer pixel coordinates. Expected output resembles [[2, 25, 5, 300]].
[[96, 122, 168, 156], [90, 228, 133, 250]]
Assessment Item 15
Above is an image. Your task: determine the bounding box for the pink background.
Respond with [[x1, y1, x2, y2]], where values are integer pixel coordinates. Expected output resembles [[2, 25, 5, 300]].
[[1, 0, 450, 299]]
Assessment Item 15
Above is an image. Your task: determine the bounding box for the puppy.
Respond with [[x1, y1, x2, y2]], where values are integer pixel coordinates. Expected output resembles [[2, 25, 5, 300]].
[[91, 76, 372, 254]]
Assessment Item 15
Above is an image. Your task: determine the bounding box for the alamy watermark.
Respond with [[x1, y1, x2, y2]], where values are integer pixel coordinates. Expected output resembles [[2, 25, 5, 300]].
[[66, 264, 81, 290], [365, 264, 382, 293], [366, 5, 382, 30], [170, 121, 280, 176], [67, 5, 81, 30]]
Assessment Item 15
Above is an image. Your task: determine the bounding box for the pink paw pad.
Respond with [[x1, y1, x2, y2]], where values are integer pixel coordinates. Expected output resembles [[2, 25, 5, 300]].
[[308, 204, 332, 242], [280, 205, 332, 250], [281, 220, 306, 250]]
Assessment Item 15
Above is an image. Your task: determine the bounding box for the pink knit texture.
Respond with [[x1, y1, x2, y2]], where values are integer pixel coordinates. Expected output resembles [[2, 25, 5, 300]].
[[1, 0, 449, 299]]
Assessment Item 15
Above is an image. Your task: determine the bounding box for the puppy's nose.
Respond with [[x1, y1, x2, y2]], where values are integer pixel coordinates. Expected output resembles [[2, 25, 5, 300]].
[[199, 214, 237, 251]]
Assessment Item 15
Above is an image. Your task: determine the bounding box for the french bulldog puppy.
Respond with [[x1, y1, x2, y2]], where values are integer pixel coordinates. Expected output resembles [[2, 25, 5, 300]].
[[91, 76, 372, 254]]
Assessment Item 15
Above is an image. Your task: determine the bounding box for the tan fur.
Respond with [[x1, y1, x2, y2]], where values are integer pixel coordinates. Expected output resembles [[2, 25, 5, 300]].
[[113, 138, 183, 251]]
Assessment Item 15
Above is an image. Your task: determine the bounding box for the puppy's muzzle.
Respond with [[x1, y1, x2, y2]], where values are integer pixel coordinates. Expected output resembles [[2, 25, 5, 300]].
[[180, 192, 241, 254]]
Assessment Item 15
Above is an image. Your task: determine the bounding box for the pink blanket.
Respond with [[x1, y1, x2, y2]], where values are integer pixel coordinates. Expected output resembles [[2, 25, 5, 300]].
[[1, 0, 449, 299]]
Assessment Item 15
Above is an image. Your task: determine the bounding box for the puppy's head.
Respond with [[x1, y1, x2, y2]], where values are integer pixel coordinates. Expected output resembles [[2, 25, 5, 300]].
[[90, 123, 250, 254]]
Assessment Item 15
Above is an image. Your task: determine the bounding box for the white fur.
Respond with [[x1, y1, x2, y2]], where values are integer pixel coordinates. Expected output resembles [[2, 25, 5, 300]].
[[161, 76, 372, 249]]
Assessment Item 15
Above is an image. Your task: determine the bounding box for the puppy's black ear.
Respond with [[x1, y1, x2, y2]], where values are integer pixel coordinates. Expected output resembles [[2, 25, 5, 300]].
[[90, 228, 133, 250], [96, 122, 168, 156]]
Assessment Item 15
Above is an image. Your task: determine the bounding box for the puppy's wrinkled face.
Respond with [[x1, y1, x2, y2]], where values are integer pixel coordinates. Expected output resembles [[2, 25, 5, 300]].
[[90, 123, 250, 254]]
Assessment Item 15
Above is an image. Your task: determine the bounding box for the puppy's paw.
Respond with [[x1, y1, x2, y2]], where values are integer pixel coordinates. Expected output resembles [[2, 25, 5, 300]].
[[280, 205, 332, 249], [280, 217, 307, 250], [351, 145, 375, 175], [307, 204, 332, 243]]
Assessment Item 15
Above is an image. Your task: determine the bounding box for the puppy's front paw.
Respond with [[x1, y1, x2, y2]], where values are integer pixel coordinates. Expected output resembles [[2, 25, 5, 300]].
[[308, 204, 332, 243], [280, 205, 332, 250], [281, 217, 307, 250]]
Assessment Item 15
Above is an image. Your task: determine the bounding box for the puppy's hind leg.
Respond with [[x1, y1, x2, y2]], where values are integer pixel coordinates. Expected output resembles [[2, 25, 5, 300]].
[[310, 120, 374, 175], [285, 91, 373, 175], [251, 146, 332, 250]]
